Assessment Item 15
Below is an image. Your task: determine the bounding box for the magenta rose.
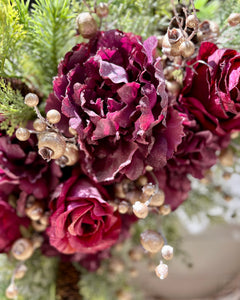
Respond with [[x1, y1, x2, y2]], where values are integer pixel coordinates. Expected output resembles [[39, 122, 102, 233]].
[[47, 30, 183, 183], [179, 42, 240, 136], [154, 106, 230, 210], [0, 197, 29, 253], [47, 175, 121, 254]]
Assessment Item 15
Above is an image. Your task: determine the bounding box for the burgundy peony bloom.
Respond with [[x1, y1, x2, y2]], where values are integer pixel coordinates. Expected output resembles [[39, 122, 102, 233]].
[[0, 197, 29, 253], [0, 134, 61, 199], [155, 107, 230, 210], [47, 30, 183, 183], [47, 175, 121, 254], [179, 42, 240, 136]]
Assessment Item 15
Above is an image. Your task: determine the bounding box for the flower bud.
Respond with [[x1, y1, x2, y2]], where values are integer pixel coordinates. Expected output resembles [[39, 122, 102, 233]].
[[219, 148, 234, 167], [96, 2, 109, 18], [179, 40, 195, 58], [24, 93, 39, 107], [33, 118, 46, 132], [140, 230, 164, 253], [199, 20, 219, 39], [11, 238, 34, 261], [142, 183, 155, 196], [32, 220, 47, 232], [166, 80, 181, 96], [186, 14, 198, 29], [76, 12, 98, 39], [157, 35, 164, 48], [227, 13, 240, 26], [38, 131, 66, 160], [16, 127, 30, 141], [162, 28, 186, 56], [57, 143, 79, 167], [46, 109, 61, 124], [136, 175, 148, 187], [155, 261, 168, 280], [128, 246, 144, 261]]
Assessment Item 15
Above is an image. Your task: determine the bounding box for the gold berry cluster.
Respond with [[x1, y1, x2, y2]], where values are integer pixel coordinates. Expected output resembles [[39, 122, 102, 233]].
[[15, 93, 79, 168]]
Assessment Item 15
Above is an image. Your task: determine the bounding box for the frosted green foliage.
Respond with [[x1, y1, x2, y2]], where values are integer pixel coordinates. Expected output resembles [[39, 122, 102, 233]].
[[0, 252, 58, 300], [75, 0, 171, 39], [77, 262, 144, 300], [0, 0, 27, 77], [27, 0, 76, 95], [0, 79, 34, 135]]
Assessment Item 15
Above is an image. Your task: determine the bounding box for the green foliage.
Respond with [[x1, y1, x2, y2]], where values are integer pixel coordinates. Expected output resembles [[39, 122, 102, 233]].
[[75, 0, 171, 39], [0, 0, 27, 77], [195, 0, 220, 21], [0, 252, 58, 300], [0, 79, 34, 135], [26, 0, 76, 95]]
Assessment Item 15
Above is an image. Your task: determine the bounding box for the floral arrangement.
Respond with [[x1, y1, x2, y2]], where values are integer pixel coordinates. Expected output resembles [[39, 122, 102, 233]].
[[0, 0, 240, 299]]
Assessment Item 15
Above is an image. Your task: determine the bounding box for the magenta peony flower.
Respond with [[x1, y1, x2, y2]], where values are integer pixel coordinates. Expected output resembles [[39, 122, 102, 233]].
[[47, 174, 121, 254], [0, 197, 29, 253], [0, 134, 61, 199], [47, 30, 184, 183], [155, 107, 230, 210], [179, 42, 240, 136]]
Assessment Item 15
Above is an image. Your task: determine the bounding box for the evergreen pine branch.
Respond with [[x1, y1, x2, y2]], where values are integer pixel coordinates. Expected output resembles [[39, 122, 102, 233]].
[[26, 0, 76, 95], [0, 0, 27, 77], [0, 79, 34, 135]]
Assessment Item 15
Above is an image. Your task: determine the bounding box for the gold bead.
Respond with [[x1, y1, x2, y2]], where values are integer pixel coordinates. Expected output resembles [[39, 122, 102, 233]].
[[109, 258, 124, 274], [227, 13, 240, 26], [32, 235, 44, 249], [38, 131, 66, 160], [11, 238, 34, 261], [14, 264, 28, 280], [150, 191, 165, 207], [166, 80, 181, 96], [69, 127, 77, 136], [163, 66, 175, 81], [33, 119, 46, 132], [24, 93, 39, 107], [5, 283, 18, 299], [161, 245, 174, 260], [32, 220, 47, 232], [116, 290, 132, 300], [155, 261, 168, 280], [231, 131, 239, 139], [142, 183, 155, 197], [16, 127, 30, 141], [157, 35, 164, 48], [40, 211, 50, 226], [76, 12, 98, 39], [179, 40, 195, 58], [46, 109, 61, 124], [140, 230, 164, 253], [57, 143, 79, 167], [129, 267, 138, 278], [125, 190, 142, 205], [132, 201, 148, 219], [159, 204, 171, 216], [115, 183, 126, 199], [96, 2, 109, 18], [186, 15, 198, 29], [128, 246, 143, 261], [136, 175, 148, 187], [223, 172, 232, 180], [25, 202, 44, 221], [145, 165, 153, 172], [219, 148, 234, 167], [118, 201, 129, 214]]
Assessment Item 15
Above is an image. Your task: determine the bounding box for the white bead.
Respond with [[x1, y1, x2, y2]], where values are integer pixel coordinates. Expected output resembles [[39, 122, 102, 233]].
[[161, 245, 174, 260], [132, 201, 148, 218], [155, 261, 168, 280]]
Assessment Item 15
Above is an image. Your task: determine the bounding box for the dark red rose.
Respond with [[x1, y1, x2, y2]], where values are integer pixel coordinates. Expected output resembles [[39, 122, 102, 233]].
[[179, 42, 240, 136], [47, 175, 121, 254], [155, 106, 230, 210], [0, 197, 29, 253], [47, 30, 184, 183], [0, 134, 61, 199]]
